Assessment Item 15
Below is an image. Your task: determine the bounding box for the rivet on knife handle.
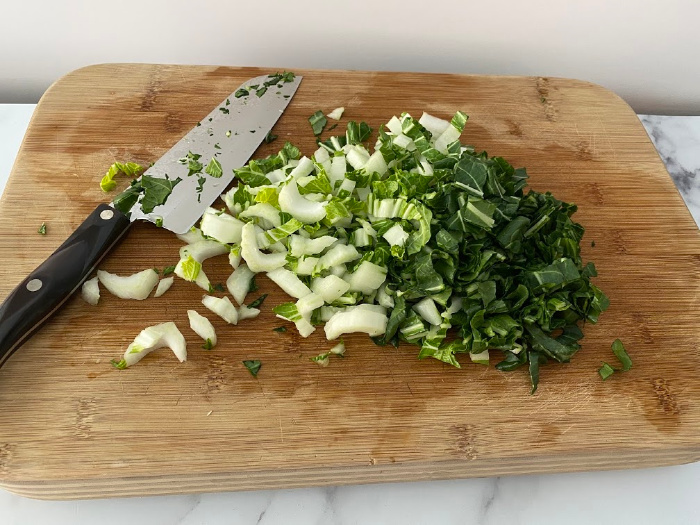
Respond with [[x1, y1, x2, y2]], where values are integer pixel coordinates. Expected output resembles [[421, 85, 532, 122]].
[[0, 204, 131, 367]]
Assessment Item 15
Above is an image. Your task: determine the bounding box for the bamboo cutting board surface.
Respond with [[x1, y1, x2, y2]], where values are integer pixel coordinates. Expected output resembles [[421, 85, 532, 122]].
[[0, 65, 699, 500]]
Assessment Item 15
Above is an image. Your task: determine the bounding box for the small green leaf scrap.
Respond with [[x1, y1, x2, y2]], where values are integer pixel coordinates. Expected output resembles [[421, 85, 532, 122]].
[[179, 151, 203, 177], [273, 326, 287, 333], [100, 161, 144, 192], [309, 110, 327, 136], [110, 358, 127, 370], [599, 339, 633, 380], [38, 222, 46, 235], [205, 157, 223, 178], [243, 359, 262, 377], [598, 363, 615, 380], [311, 340, 345, 366], [208, 282, 225, 293], [247, 293, 268, 309]]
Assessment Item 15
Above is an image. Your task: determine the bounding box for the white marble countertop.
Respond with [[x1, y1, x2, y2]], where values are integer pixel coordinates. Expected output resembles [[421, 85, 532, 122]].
[[0, 106, 698, 525]]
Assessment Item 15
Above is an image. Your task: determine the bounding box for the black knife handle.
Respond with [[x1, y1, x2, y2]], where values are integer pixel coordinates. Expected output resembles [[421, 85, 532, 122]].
[[0, 204, 131, 367]]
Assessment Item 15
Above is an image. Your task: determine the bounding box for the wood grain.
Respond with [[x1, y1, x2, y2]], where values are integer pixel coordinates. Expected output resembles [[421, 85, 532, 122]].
[[0, 64, 698, 500]]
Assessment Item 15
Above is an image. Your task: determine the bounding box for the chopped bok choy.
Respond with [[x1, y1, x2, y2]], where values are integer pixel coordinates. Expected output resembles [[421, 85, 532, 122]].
[[113, 322, 186, 368], [100, 107, 608, 392]]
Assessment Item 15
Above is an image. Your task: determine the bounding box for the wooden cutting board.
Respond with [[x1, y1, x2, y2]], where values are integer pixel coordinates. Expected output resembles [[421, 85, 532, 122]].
[[0, 65, 699, 500]]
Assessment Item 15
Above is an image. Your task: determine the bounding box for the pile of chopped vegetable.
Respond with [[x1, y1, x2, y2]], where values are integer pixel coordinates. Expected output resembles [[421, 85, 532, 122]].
[[92, 109, 611, 392]]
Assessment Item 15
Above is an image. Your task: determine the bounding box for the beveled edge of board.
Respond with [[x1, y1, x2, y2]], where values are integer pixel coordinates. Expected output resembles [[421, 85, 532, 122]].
[[3, 447, 699, 500]]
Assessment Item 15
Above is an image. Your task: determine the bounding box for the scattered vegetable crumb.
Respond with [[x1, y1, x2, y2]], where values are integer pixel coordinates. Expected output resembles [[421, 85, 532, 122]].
[[598, 363, 615, 380], [247, 294, 268, 309], [243, 359, 262, 377], [308, 110, 327, 136], [327, 107, 345, 121]]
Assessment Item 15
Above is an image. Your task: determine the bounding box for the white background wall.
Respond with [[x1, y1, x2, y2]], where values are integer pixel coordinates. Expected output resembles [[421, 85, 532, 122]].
[[1, 0, 697, 114]]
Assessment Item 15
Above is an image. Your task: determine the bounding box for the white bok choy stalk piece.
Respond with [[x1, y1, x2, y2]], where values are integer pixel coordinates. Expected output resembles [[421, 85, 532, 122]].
[[176, 227, 204, 244], [226, 263, 255, 305], [187, 310, 217, 347], [311, 275, 350, 303], [327, 107, 345, 120], [154, 276, 174, 298], [266, 267, 312, 299], [238, 304, 260, 320], [97, 269, 159, 300], [202, 295, 239, 325], [412, 297, 442, 326], [174, 255, 210, 291], [240, 223, 287, 273], [345, 261, 387, 295], [81, 276, 100, 305], [179, 240, 229, 262], [119, 322, 186, 368], [324, 304, 388, 340], [273, 302, 315, 337], [239, 203, 282, 228], [199, 207, 244, 244], [278, 179, 328, 223]]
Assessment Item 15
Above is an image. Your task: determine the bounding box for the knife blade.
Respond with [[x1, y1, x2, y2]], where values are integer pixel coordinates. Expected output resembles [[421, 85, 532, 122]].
[[127, 73, 302, 234], [0, 72, 303, 367]]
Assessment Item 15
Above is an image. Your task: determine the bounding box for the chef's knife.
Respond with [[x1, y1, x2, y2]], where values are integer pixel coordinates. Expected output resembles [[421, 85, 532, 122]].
[[0, 72, 302, 367]]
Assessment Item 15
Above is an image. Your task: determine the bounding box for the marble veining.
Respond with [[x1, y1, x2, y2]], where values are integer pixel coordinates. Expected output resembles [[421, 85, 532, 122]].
[[639, 115, 700, 225], [0, 107, 698, 525]]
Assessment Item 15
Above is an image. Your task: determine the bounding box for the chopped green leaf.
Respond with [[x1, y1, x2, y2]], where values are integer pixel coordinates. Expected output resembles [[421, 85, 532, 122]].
[[139, 175, 182, 214], [100, 161, 144, 192], [311, 352, 331, 366], [196, 175, 206, 198], [273, 326, 288, 333], [202, 338, 214, 350], [38, 222, 46, 235], [309, 110, 327, 136], [248, 275, 258, 293], [247, 293, 268, 309], [264, 131, 278, 144], [235, 88, 249, 98], [179, 151, 203, 177], [599, 363, 615, 380], [346, 121, 372, 144], [112, 182, 143, 215], [243, 359, 262, 377], [162, 265, 176, 276], [155, 217, 163, 228], [205, 157, 223, 178], [110, 358, 127, 370], [219, 107, 230, 114], [611, 339, 632, 371]]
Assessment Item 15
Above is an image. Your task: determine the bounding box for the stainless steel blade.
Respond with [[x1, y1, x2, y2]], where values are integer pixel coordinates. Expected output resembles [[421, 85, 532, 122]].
[[121, 73, 302, 234]]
